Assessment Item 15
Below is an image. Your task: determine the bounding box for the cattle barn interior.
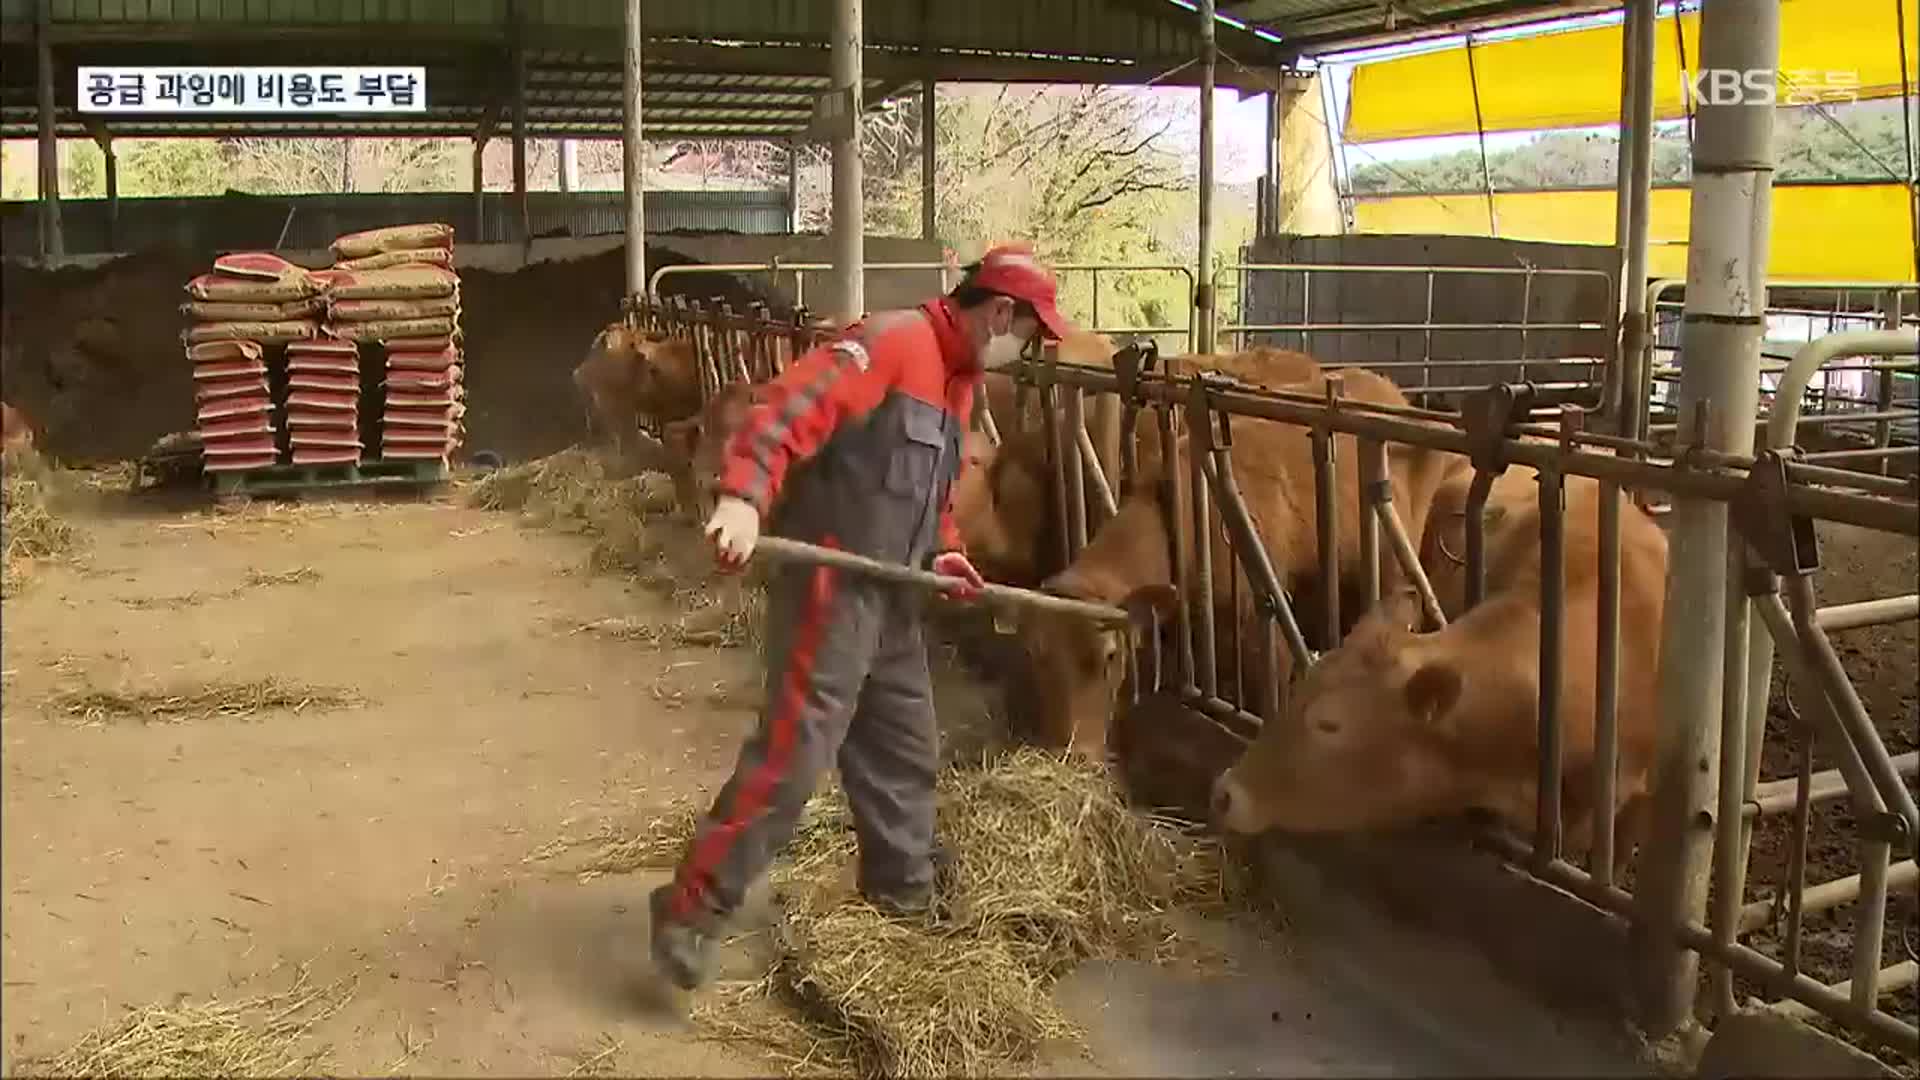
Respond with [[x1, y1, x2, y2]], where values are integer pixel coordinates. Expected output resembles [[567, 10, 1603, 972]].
[[2, 0, 1917, 1075]]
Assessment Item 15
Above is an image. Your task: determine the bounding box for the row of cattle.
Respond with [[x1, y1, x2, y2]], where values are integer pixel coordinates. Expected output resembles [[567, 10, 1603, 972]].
[[572, 323, 1671, 875]]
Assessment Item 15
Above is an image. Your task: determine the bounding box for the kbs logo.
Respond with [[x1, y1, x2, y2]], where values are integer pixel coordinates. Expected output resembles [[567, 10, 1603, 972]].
[[1684, 68, 1862, 107]]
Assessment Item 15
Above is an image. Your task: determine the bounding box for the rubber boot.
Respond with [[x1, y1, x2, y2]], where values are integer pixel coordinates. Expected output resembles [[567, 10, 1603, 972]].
[[649, 884, 717, 991]]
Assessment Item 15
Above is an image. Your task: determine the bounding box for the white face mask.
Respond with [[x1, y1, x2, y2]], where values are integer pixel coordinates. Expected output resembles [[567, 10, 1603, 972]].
[[980, 331, 1028, 372]]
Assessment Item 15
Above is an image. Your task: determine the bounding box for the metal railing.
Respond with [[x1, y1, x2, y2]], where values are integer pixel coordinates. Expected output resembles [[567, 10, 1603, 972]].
[[1704, 328, 1920, 1042], [997, 333, 1917, 1058], [1635, 280, 1919, 474], [644, 259, 1198, 352], [1215, 262, 1619, 406]]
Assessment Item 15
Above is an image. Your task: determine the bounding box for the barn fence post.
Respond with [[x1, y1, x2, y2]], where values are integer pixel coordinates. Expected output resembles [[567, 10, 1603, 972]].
[[1630, 0, 1779, 1039]]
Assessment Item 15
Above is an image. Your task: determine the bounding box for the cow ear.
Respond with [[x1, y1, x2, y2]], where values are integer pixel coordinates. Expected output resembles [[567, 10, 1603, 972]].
[[1120, 583, 1179, 637], [1403, 661, 1462, 729]]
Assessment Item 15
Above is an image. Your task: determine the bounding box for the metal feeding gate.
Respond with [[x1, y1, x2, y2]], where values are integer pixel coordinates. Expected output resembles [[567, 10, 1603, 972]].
[[1000, 323, 1918, 1060], [618, 256, 1918, 1060]]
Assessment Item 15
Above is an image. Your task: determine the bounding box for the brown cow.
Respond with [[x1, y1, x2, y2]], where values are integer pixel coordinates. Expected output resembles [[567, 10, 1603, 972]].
[[1208, 462, 1669, 876], [572, 323, 705, 466], [1000, 365, 1460, 762], [954, 345, 1323, 589], [661, 380, 764, 520], [1, 402, 34, 453]]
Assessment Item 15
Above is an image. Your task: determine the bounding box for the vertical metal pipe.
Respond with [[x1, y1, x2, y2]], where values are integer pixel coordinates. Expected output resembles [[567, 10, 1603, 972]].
[[35, 0, 62, 261], [1158, 400, 1195, 691], [786, 139, 800, 233], [1358, 438, 1384, 611], [472, 137, 487, 245], [1536, 464, 1567, 866], [1195, 0, 1218, 355], [1191, 405, 1219, 698], [1313, 379, 1342, 647], [99, 133, 118, 253], [1619, 0, 1657, 438], [1043, 380, 1070, 573], [920, 79, 936, 241], [558, 138, 576, 192], [1612, 0, 1638, 275], [1592, 477, 1623, 884], [511, 8, 530, 249], [1782, 729, 1813, 977], [1464, 472, 1493, 610], [623, 0, 647, 299], [1874, 292, 1902, 476], [1421, 272, 1436, 406], [1063, 389, 1089, 556], [1710, 542, 1752, 1018], [1631, 0, 1777, 1038], [1851, 836, 1893, 1014], [831, 0, 866, 323]]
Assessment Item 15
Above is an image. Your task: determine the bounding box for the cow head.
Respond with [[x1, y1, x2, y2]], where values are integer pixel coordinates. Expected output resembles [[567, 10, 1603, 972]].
[[1001, 573, 1178, 762], [951, 430, 1057, 588], [1209, 588, 1468, 836], [669, 382, 762, 520]]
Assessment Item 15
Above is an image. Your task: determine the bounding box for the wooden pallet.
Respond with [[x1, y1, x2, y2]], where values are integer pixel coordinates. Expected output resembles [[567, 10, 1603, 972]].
[[205, 458, 449, 497]]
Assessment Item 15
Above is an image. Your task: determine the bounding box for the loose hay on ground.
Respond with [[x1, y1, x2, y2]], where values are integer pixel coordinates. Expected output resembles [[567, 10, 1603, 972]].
[[49, 677, 364, 725], [2, 445, 83, 597], [476, 448, 765, 647], [592, 748, 1257, 1078], [17, 968, 353, 1079]]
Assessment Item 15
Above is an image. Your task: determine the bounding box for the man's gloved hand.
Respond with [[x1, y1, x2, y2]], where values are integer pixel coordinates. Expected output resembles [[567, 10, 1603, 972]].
[[930, 551, 985, 602], [705, 496, 760, 573]]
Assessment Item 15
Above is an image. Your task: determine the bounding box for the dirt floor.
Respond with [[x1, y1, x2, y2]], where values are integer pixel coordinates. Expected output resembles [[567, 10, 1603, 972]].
[[0, 475, 1675, 1078]]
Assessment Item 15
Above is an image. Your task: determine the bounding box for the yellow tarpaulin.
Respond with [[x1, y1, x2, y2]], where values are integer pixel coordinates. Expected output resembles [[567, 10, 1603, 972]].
[[1350, 182, 1918, 283], [1343, 0, 1919, 144]]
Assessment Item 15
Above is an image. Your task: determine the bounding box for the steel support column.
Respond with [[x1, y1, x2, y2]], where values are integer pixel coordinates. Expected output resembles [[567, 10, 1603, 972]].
[[1631, 0, 1778, 1039], [831, 0, 865, 322], [623, 0, 647, 298], [471, 137, 488, 245], [920, 80, 937, 242], [510, 5, 530, 248], [88, 124, 118, 253], [35, 0, 62, 261], [1195, 0, 1218, 355], [1617, 0, 1657, 438]]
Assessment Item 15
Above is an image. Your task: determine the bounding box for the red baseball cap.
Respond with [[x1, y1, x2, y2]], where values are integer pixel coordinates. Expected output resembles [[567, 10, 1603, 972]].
[[965, 243, 1075, 340]]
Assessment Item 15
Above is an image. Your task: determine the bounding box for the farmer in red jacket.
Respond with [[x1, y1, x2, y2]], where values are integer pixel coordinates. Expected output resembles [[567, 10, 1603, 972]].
[[650, 245, 1075, 990]]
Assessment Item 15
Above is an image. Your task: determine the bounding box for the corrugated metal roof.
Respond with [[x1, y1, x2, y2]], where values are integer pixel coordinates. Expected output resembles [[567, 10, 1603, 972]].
[[1212, 0, 1621, 54], [0, 0, 1299, 139]]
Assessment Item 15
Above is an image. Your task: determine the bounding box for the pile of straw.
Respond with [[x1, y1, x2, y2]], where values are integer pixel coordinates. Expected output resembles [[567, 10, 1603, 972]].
[[17, 967, 351, 1078], [632, 748, 1252, 1077], [2, 445, 81, 597]]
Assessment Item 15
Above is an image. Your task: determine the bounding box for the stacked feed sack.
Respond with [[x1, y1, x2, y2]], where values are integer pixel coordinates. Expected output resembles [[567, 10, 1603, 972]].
[[181, 253, 326, 473], [284, 339, 365, 466], [380, 341, 467, 463], [181, 252, 326, 352], [320, 224, 464, 466], [188, 340, 278, 472]]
